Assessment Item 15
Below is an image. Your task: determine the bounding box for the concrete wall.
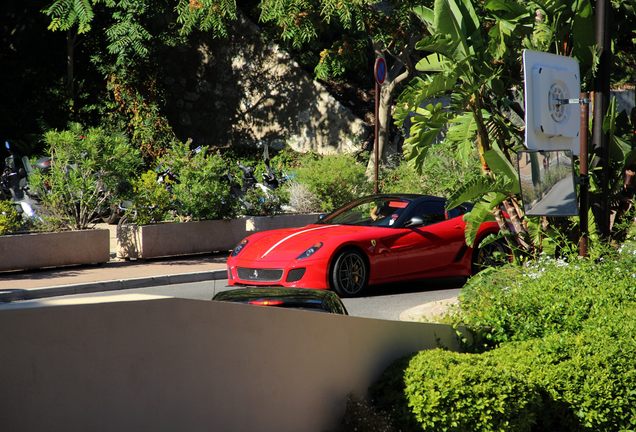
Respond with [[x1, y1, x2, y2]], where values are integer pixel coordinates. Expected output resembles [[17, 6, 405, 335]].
[[117, 214, 320, 259], [0, 295, 461, 431], [0, 229, 109, 271]]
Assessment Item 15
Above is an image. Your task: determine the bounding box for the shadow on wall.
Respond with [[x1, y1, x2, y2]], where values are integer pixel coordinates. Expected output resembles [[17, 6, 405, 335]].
[[160, 14, 369, 154]]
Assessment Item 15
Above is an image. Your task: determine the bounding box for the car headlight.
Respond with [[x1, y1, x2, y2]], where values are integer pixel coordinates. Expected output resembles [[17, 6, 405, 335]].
[[297, 242, 323, 260], [231, 239, 248, 257]]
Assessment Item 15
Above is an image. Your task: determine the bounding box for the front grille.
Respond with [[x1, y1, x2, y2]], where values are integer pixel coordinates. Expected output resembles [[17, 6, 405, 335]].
[[237, 267, 283, 282]]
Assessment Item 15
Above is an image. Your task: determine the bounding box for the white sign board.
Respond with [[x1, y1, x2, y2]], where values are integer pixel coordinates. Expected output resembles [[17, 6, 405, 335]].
[[523, 50, 581, 156]]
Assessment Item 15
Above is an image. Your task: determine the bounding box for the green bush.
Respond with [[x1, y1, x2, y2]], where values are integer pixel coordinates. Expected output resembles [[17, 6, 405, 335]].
[[0, 200, 21, 235], [294, 154, 371, 212], [128, 170, 173, 225], [379, 160, 427, 194], [159, 142, 235, 220], [367, 251, 636, 432], [370, 314, 636, 432], [30, 123, 142, 230], [397, 140, 482, 197], [241, 187, 288, 216], [533, 313, 636, 431], [453, 253, 636, 346], [372, 347, 542, 432]]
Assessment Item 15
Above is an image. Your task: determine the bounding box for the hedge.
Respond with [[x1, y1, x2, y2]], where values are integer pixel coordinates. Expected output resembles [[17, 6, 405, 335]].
[[359, 251, 636, 431]]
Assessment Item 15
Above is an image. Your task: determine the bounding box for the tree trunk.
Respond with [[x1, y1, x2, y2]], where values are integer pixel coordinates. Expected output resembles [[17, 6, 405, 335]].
[[366, 62, 411, 180], [66, 29, 76, 106]]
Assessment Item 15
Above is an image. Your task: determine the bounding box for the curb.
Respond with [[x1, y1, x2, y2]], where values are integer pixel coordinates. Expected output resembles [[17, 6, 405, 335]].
[[398, 296, 459, 322], [0, 269, 227, 303]]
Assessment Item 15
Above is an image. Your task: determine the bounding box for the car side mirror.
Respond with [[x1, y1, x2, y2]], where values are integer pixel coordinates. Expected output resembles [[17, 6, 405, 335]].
[[404, 216, 424, 228]]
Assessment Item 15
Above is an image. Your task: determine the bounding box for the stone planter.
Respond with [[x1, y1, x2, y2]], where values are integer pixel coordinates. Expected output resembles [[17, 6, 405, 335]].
[[117, 213, 320, 260], [0, 229, 110, 272]]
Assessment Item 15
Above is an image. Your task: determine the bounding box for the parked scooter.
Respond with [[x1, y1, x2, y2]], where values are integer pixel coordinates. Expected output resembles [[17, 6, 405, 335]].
[[1, 141, 41, 222], [227, 145, 292, 214]]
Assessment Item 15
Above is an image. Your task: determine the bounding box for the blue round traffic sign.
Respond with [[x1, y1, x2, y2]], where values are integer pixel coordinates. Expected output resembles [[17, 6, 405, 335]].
[[374, 57, 386, 85]]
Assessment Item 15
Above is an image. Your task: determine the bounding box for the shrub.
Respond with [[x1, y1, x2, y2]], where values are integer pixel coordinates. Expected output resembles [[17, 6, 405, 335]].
[[294, 154, 371, 212], [240, 187, 287, 216], [371, 316, 636, 432], [285, 181, 321, 213], [528, 313, 636, 431], [453, 253, 636, 346], [370, 347, 542, 432], [369, 251, 636, 432], [0, 200, 21, 235], [30, 123, 142, 230], [377, 142, 482, 197], [128, 170, 174, 225], [159, 142, 235, 220], [379, 160, 427, 194]]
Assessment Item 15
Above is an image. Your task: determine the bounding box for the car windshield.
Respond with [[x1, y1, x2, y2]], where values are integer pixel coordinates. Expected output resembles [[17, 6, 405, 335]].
[[320, 197, 411, 227]]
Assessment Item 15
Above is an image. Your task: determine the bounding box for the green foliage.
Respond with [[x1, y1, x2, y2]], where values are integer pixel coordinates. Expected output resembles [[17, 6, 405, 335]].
[[370, 250, 636, 431], [380, 160, 427, 194], [159, 142, 235, 220], [106, 74, 177, 161], [43, 0, 96, 34], [44, 1, 165, 66], [455, 252, 636, 346], [0, 201, 22, 235], [176, 0, 237, 36], [372, 318, 636, 432], [534, 309, 636, 431], [128, 170, 173, 225], [380, 146, 481, 197], [31, 123, 142, 230], [294, 154, 371, 212], [371, 348, 542, 432], [103, 1, 152, 66], [314, 39, 367, 81], [241, 187, 287, 216]]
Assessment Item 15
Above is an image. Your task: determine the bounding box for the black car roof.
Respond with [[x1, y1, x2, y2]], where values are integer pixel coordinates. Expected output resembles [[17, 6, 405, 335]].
[[213, 287, 341, 302], [213, 288, 348, 315], [353, 194, 445, 204]]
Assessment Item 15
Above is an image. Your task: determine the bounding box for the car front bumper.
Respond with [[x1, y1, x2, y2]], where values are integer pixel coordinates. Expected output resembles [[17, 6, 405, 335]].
[[226, 257, 330, 289]]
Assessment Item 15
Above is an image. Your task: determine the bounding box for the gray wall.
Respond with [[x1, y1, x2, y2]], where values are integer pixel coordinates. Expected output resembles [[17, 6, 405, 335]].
[[0, 295, 461, 431]]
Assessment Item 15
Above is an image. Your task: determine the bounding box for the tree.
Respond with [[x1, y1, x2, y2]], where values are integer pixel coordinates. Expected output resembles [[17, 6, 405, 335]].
[[256, 0, 433, 175], [398, 0, 599, 253], [42, 0, 96, 102], [176, 0, 436, 169]]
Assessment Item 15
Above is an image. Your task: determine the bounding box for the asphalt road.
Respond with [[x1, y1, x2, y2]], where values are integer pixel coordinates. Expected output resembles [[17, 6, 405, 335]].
[[53, 278, 465, 321]]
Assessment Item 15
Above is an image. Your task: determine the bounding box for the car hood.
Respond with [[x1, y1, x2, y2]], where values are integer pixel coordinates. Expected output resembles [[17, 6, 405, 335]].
[[237, 223, 379, 262]]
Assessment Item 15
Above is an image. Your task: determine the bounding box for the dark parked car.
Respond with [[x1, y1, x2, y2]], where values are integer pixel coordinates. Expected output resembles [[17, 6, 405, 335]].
[[212, 288, 348, 315]]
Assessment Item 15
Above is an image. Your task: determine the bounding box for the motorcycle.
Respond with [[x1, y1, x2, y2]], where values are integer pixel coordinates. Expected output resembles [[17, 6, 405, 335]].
[[1, 141, 42, 222], [227, 147, 293, 214]]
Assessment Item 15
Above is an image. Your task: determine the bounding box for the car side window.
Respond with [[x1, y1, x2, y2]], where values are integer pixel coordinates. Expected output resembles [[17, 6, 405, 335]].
[[410, 201, 446, 226], [446, 205, 466, 219]]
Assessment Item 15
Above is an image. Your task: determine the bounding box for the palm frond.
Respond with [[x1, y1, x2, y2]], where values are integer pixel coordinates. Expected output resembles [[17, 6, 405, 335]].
[[463, 192, 507, 245]]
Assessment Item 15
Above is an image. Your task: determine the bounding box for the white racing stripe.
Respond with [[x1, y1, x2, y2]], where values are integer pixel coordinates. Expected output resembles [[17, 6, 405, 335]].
[[261, 224, 341, 258]]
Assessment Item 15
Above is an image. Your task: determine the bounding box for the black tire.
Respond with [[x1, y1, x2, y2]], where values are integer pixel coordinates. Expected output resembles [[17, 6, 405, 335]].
[[330, 249, 369, 297], [471, 239, 509, 274]]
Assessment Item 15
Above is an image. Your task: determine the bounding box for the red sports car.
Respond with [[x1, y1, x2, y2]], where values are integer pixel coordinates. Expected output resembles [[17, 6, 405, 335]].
[[226, 194, 503, 297]]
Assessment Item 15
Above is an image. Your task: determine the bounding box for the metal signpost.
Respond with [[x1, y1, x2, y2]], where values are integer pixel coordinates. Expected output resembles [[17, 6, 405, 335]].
[[373, 57, 386, 194]]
